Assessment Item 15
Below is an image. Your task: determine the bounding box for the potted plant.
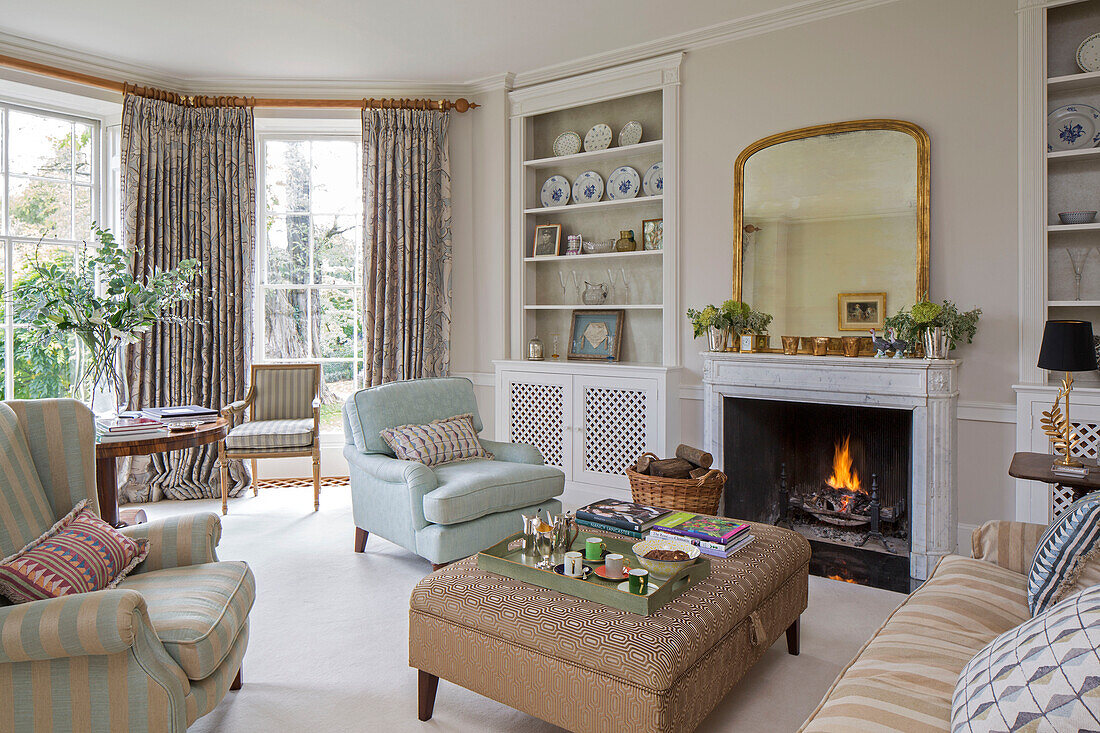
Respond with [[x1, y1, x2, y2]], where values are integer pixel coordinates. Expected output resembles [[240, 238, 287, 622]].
[[723, 300, 773, 352], [687, 305, 732, 351], [888, 297, 981, 358]]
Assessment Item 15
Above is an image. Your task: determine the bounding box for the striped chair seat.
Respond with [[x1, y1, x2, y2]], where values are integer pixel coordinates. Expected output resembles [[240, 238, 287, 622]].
[[118, 560, 256, 680], [225, 418, 314, 451]]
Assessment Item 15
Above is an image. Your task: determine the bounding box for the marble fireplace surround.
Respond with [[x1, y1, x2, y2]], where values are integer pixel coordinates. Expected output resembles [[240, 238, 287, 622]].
[[701, 352, 959, 580]]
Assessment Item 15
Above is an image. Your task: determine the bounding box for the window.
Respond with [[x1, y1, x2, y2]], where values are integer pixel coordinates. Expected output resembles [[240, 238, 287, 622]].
[[258, 135, 362, 432], [0, 103, 99, 399]]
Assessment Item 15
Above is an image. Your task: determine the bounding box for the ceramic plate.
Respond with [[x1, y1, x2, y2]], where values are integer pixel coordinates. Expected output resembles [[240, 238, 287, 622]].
[[607, 166, 641, 200], [571, 170, 604, 204], [618, 120, 642, 147], [1079, 32, 1100, 72], [583, 123, 613, 152], [593, 565, 630, 581], [1048, 104, 1100, 151], [540, 175, 571, 207], [553, 131, 582, 157], [617, 579, 659, 596], [642, 161, 663, 197], [553, 563, 592, 580]]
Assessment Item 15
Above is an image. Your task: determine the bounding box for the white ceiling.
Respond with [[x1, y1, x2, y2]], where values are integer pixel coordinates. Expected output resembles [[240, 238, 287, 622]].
[[0, 0, 803, 86]]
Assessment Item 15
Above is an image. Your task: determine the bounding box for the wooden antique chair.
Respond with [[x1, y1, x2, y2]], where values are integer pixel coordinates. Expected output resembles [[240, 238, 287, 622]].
[[220, 363, 322, 514]]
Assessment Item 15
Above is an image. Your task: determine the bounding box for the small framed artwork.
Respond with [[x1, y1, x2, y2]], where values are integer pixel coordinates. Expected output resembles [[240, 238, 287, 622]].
[[837, 292, 886, 331], [568, 309, 625, 361], [532, 224, 562, 257], [641, 218, 663, 250]]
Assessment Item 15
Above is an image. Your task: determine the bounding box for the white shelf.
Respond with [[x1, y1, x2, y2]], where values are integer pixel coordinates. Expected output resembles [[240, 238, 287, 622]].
[[523, 304, 663, 310], [523, 140, 663, 169], [523, 250, 662, 263], [1047, 222, 1100, 232], [1049, 300, 1100, 307], [1048, 69, 1100, 92], [524, 195, 662, 215], [1048, 147, 1100, 160]]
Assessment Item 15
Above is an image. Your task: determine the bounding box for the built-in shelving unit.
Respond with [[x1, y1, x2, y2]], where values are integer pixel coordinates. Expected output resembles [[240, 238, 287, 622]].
[[522, 249, 662, 264], [522, 139, 663, 169], [522, 195, 662, 216]]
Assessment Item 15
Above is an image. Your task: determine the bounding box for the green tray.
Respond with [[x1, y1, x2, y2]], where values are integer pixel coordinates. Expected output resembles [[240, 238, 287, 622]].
[[476, 531, 710, 615]]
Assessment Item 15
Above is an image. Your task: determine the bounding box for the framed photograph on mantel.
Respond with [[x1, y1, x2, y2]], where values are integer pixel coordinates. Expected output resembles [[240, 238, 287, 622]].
[[568, 309, 625, 361], [532, 224, 562, 257], [837, 292, 886, 331]]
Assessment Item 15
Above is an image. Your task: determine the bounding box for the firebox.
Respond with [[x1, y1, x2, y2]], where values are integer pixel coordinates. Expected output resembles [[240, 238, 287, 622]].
[[723, 396, 913, 592]]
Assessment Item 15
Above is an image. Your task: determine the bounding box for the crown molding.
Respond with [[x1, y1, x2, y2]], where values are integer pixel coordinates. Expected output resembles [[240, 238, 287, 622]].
[[466, 72, 515, 96]]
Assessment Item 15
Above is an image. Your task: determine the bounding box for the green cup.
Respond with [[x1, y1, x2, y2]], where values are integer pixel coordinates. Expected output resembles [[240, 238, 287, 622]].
[[628, 568, 649, 595], [584, 537, 605, 562]]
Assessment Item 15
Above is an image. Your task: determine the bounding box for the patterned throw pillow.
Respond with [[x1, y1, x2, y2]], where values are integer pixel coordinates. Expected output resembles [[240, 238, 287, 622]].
[[1027, 491, 1100, 616], [0, 499, 148, 604], [951, 584, 1100, 732], [379, 413, 492, 467]]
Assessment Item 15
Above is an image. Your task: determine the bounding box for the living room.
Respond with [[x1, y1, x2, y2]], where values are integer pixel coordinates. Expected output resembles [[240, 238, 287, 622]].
[[0, 0, 1098, 731]]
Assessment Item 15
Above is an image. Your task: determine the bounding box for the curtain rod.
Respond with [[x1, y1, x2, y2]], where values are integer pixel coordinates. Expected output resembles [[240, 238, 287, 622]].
[[0, 53, 479, 112]]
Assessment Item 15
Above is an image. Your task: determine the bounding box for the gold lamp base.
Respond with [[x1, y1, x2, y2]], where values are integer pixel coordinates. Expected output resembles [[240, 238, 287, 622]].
[[1042, 372, 1083, 469]]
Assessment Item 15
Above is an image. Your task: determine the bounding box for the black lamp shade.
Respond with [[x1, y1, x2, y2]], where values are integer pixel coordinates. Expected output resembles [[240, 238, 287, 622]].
[[1037, 320, 1097, 372]]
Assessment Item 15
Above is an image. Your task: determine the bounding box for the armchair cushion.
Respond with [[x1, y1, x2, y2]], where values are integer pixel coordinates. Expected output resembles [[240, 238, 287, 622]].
[[380, 413, 491, 467], [120, 513, 221, 573], [423, 458, 565, 525], [252, 366, 317, 420], [1027, 491, 1100, 616], [225, 418, 314, 450], [118, 560, 255, 680]]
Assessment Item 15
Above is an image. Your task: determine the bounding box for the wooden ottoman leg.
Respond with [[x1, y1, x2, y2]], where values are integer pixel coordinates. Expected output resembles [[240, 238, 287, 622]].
[[786, 617, 800, 656], [418, 670, 439, 721], [231, 666, 243, 690], [355, 527, 369, 553], [250, 458, 258, 496]]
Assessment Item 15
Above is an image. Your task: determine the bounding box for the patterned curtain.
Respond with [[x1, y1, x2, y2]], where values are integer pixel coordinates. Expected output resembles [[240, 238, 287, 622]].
[[361, 108, 452, 385], [118, 95, 254, 502]]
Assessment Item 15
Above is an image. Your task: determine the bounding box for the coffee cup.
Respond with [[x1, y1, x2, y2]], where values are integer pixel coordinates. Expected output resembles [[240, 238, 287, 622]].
[[585, 537, 605, 562], [628, 568, 650, 595], [563, 551, 585, 577], [604, 553, 624, 578]]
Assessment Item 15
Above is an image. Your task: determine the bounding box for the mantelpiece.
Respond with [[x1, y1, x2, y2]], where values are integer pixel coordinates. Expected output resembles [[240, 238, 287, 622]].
[[701, 352, 958, 580]]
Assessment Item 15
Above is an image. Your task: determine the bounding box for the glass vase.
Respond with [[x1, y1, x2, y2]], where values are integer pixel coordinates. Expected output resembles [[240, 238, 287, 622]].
[[75, 336, 129, 417]]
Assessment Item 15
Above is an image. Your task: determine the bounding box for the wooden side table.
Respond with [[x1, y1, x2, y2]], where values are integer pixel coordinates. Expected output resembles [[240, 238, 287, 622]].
[[1009, 451, 1100, 516], [95, 418, 229, 527]]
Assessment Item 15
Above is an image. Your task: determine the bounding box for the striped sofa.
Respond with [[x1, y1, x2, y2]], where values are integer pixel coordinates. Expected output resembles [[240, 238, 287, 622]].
[[799, 520, 1049, 732], [0, 399, 254, 732]]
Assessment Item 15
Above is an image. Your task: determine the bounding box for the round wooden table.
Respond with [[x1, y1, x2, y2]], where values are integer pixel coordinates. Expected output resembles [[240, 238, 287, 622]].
[[95, 418, 228, 526]]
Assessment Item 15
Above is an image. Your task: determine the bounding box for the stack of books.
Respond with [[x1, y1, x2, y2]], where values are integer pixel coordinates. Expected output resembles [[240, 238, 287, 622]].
[[96, 416, 167, 443], [141, 405, 220, 425], [648, 512, 754, 558], [574, 498, 672, 540]]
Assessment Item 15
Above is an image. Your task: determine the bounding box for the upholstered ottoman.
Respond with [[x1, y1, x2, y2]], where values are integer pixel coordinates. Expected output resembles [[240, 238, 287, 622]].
[[409, 522, 810, 733]]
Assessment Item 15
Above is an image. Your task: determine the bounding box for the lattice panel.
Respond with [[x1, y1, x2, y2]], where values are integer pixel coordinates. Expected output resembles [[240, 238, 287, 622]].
[[1052, 420, 1100, 519], [509, 382, 565, 468], [583, 386, 648, 476]]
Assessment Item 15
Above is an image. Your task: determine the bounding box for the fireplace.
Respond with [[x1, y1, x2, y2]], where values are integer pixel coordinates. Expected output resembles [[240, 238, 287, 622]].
[[723, 397, 913, 592]]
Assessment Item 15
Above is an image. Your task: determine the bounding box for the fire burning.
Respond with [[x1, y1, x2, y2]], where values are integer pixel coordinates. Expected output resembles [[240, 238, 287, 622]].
[[825, 436, 867, 512]]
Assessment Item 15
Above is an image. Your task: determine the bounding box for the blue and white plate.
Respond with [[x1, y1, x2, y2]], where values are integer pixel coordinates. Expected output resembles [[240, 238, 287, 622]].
[[540, 175, 571, 207], [1048, 104, 1100, 151], [571, 171, 604, 204], [553, 131, 582, 157], [642, 161, 663, 197], [607, 166, 641, 200]]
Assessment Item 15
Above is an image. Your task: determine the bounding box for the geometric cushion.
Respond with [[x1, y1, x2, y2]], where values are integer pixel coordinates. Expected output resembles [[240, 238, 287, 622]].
[[0, 499, 148, 604], [423, 458, 565, 525], [380, 413, 491, 467], [118, 560, 256, 680], [951, 584, 1100, 732], [1028, 491, 1100, 616], [225, 418, 315, 451], [0, 402, 56, 559]]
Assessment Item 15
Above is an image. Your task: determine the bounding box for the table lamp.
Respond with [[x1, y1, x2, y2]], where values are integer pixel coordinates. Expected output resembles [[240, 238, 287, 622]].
[[1037, 319, 1098, 469]]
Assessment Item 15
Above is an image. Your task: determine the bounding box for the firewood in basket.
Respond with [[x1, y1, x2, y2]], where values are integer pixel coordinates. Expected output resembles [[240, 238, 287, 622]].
[[689, 466, 711, 479], [648, 457, 693, 478], [635, 454, 653, 474], [675, 444, 713, 469]]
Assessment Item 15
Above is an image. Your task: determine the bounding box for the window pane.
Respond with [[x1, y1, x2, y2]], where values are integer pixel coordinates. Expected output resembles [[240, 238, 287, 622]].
[[74, 186, 92, 241], [310, 140, 359, 215], [14, 328, 76, 399], [74, 123, 93, 182], [264, 289, 308, 358], [320, 361, 357, 432], [265, 140, 309, 213], [9, 177, 72, 239], [265, 214, 310, 285], [312, 216, 357, 285], [10, 111, 72, 179], [311, 289, 356, 358]]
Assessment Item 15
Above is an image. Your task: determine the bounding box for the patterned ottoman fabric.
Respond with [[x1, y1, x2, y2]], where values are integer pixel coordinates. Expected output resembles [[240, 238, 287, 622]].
[[410, 522, 810, 733]]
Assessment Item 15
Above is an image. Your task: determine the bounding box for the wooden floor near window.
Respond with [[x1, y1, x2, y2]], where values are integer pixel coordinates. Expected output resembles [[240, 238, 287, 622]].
[[254, 476, 350, 490]]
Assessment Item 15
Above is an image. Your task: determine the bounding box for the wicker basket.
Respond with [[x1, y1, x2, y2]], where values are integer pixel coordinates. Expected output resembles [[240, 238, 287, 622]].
[[626, 452, 726, 515]]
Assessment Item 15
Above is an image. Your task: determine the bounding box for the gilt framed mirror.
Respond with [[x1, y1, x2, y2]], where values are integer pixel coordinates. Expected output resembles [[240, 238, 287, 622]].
[[732, 119, 930, 340]]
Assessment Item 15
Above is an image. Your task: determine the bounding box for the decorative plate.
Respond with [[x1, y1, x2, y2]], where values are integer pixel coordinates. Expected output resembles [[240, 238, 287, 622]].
[[1078, 32, 1100, 72], [540, 175, 571, 207], [1048, 104, 1100, 151], [583, 123, 613, 152], [619, 120, 642, 147], [553, 131, 582, 157], [571, 170, 604, 204], [607, 166, 641, 200], [642, 161, 663, 197]]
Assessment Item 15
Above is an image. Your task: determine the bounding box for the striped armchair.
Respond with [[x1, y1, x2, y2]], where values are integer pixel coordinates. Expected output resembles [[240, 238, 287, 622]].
[[220, 363, 322, 514], [0, 399, 253, 732]]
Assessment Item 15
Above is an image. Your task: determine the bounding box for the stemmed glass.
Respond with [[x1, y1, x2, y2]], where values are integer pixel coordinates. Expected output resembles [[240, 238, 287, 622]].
[[1066, 247, 1093, 301], [535, 521, 555, 569]]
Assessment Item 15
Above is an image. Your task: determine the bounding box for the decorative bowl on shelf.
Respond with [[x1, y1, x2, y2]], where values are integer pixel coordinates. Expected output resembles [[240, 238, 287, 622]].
[[1058, 211, 1098, 225], [581, 240, 614, 254]]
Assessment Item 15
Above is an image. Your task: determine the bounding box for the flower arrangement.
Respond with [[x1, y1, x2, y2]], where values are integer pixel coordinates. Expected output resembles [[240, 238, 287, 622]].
[[884, 297, 981, 355], [723, 300, 773, 335], [686, 304, 730, 338]]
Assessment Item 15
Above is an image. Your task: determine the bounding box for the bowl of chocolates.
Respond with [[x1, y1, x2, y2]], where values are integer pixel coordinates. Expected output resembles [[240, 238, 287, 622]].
[[631, 538, 699, 578]]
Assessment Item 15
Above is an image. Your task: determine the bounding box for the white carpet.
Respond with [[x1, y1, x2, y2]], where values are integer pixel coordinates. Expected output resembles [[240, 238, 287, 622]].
[[135, 483, 905, 732]]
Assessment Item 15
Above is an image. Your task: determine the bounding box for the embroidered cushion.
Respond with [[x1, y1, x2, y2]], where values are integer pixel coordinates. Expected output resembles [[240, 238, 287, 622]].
[[1027, 491, 1100, 616], [0, 499, 148, 604], [951, 584, 1100, 732], [379, 413, 492, 467]]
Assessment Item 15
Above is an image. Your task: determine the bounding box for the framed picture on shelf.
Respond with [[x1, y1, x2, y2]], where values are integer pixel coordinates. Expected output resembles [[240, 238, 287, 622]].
[[532, 224, 562, 257], [641, 218, 663, 250], [568, 309, 624, 361], [837, 292, 886, 331]]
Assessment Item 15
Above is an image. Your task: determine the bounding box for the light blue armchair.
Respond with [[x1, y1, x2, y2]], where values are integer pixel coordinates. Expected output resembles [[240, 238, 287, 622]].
[[342, 377, 564, 568]]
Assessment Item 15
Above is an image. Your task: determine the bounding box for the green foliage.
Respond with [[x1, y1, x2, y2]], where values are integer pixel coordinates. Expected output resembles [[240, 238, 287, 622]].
[[887, 297, 982, 353], [687, 301, 773, 338], [686, 305, 727, 337], [910, 300, 942, 325]]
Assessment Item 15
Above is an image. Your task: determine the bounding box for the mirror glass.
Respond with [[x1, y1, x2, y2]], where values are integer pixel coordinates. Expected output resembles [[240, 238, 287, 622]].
[[737, 125, 927, 339]]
